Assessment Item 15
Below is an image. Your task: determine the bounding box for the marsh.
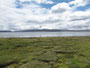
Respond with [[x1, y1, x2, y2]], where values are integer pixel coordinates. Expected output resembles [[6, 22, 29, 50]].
[[0, 37, 90, 68]]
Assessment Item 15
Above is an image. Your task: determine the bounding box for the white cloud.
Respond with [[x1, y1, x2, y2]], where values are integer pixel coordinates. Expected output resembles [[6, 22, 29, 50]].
[[19, 0, 54, 4], [50, 3, 71, 13], [0, 0, 90, 30], [69, 0, 89, 8]]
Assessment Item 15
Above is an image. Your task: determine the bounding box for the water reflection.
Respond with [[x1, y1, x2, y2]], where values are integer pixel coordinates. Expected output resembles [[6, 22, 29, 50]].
[[0, 31, 90, 38]]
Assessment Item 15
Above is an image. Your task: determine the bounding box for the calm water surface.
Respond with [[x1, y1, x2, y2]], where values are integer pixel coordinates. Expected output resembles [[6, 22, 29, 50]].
[[0, 31, 90, 38]]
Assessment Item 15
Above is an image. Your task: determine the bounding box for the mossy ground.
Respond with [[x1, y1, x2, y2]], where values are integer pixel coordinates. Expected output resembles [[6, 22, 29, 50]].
[[0, 37, 90, 68]]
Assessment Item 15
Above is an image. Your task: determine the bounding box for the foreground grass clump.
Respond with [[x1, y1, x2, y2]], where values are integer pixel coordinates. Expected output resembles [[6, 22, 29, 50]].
[[0, 37, 90, 68]]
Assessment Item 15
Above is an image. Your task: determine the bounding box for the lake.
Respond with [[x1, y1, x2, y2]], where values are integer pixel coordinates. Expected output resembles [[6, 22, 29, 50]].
[[0, 31, 90, 38]]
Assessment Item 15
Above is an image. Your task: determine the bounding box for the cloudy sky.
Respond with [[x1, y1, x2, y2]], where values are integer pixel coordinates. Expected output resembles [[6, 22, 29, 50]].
[[0, 0, 90, 30]]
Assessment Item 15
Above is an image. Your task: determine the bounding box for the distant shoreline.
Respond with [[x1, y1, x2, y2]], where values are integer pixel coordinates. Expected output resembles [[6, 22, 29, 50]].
[[0, 36, 90, 38], [0, 31, 90, 38], [0, 30, 90, 32]]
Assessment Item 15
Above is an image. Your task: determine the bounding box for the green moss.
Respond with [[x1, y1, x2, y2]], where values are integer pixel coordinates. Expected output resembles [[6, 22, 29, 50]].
[[0, 37, 90, 68], [20, 60, 51, 68]]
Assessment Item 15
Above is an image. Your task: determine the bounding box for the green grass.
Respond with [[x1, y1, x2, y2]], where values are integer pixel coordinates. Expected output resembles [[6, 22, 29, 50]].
[[0, 37, 90, 68]]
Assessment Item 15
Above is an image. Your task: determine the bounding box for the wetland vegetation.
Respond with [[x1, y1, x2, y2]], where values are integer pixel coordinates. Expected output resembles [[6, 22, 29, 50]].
[[0, 37, 90, 68]]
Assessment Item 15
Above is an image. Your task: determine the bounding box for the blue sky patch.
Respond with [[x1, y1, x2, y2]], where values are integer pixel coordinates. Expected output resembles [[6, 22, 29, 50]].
[[52, 0, 74, 3], [76, 3, 90, 11], [15, 0, 90, 12], [40, 0, 75, 9]]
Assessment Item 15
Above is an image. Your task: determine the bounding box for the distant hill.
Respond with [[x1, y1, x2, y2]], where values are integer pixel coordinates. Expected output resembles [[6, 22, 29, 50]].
[[15, 29, 90, 32], [0, 30, 11, 32], [0, 29, 90, 32]]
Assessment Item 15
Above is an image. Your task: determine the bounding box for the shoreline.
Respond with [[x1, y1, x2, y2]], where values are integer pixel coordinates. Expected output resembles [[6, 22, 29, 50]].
[[0, 36, 90, 38]]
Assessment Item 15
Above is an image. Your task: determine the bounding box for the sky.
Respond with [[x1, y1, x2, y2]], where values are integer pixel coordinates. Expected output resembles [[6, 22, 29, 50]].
[[0, 0, 90, 30]]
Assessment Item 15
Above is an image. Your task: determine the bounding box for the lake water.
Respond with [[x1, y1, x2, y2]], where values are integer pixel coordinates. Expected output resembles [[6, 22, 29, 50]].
[[0, 31, 90, 38]]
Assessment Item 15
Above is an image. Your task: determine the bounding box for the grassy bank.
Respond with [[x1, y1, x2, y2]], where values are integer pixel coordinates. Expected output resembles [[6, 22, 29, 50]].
[[0, 37, 90, 68]]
